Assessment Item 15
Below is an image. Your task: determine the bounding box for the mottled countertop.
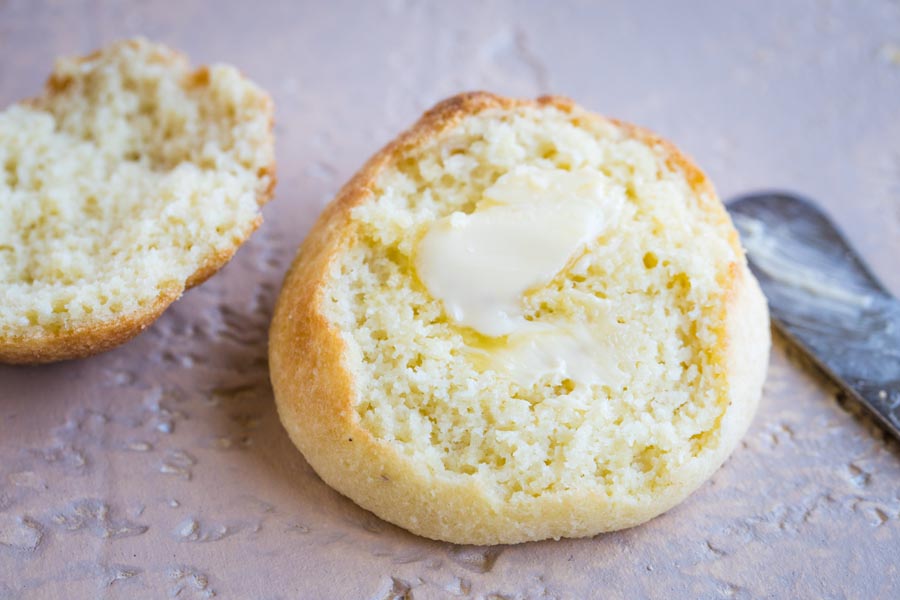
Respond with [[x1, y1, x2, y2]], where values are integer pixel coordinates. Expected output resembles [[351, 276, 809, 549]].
[[2, 1, 899, 598]]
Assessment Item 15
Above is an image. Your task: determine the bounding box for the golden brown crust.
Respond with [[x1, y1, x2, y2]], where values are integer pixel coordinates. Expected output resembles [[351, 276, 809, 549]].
[[0, 290, 177, 365], [0, 41, 277, 365], [269, 92, 769, 544]]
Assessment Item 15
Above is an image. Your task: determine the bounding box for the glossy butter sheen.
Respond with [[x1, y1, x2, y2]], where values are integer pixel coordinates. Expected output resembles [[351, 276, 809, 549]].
[[415, 165, 626, 386]]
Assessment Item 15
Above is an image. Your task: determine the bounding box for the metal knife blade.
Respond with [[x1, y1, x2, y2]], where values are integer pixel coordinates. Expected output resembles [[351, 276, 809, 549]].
[[727, 192, 900, 440]]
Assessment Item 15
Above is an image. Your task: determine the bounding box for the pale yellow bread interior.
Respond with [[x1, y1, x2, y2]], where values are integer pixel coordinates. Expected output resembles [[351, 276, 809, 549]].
[[269, 92, 770, 544], [0, 38, 275, 363]]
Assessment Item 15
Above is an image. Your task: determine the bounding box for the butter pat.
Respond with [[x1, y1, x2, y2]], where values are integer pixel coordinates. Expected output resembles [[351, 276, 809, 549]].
[[415, 166, 623, 337], [415, 166, 628, 387]]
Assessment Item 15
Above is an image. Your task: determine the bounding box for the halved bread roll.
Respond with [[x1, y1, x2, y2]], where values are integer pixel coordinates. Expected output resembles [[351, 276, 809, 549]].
[[0, 39, 275, 364], [270, 92, 769, 544]]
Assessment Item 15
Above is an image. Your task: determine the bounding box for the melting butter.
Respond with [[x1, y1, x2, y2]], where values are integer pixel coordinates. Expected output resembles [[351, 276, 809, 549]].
[[415, 166, 622, 337], [415, 165, 627, 387], [487, 324, 628, 388]]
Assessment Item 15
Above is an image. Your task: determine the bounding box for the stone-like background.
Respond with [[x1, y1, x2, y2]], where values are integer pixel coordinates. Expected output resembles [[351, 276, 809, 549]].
[[1, 1, 899, 598]]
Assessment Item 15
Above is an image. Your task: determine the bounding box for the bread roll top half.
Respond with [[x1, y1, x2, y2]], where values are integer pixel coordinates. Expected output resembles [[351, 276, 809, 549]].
[[0, 39, 274, 363]]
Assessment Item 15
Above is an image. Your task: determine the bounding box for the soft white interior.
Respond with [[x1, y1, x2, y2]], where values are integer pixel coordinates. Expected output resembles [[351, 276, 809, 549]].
[[324, 105, 738, 501]]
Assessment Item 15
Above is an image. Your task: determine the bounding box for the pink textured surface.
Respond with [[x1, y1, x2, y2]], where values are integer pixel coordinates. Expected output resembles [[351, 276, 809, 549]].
[[2, 1, 900, 598]]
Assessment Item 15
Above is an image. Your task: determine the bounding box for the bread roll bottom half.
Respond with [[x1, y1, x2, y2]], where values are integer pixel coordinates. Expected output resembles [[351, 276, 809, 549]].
[[270, 92, 770, 545]]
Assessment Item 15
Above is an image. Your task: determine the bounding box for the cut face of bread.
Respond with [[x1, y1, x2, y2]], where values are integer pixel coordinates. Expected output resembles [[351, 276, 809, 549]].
[[0, 39, 275, 363], [270, 92, 770, 545]]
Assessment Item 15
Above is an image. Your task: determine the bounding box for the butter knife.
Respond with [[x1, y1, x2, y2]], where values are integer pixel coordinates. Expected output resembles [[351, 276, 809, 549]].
[[727, 192, 900, 440]]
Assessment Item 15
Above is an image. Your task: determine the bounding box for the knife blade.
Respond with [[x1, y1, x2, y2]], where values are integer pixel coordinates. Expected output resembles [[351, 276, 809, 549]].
[[727, 192, 900, 441]]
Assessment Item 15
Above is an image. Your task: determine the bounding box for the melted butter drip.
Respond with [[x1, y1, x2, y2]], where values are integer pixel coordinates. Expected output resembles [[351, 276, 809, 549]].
[[415, 166, 628, 387], [470, 320, 629, 389]]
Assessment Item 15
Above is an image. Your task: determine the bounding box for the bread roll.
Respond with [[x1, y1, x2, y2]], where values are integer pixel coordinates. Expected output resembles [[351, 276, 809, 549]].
[[270, 92, 769, 544], [0, 39, 275, 364]]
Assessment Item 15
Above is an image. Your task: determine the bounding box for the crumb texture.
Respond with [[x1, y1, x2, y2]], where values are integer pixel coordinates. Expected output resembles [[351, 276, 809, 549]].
[[323, 104, 740, 501], [0, 39, 273, 345]]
